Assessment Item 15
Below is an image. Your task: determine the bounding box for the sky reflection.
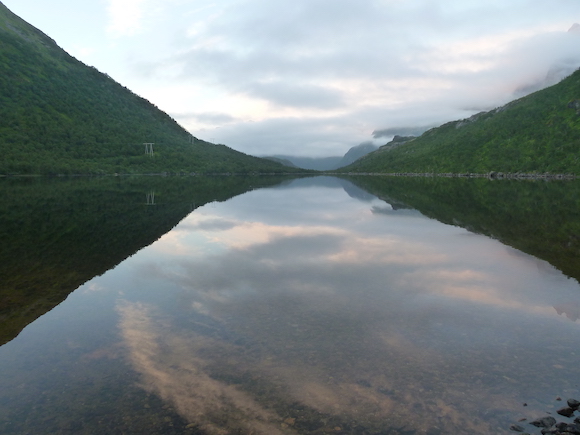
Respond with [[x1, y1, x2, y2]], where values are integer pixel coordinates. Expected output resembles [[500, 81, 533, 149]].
[[114, 176, 580, 434]]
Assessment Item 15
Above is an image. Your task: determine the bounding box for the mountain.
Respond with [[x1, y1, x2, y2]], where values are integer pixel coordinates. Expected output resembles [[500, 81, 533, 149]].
[[337, 141, 379, 167], [0, 2, 294, 175], [265, 142, 379, 171], [341, 68, 580, 174]]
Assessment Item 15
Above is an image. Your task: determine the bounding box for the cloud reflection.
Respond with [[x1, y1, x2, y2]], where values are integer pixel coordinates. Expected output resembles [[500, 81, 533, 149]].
[[117, 300, 503, 434], [117, 302, 291, 435], [116, 182, 580, 434]]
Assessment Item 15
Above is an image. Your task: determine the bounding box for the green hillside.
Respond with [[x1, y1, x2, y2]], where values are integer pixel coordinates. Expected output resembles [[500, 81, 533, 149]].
[[0, 2, 296, 175], [342, 69, 580, 174]]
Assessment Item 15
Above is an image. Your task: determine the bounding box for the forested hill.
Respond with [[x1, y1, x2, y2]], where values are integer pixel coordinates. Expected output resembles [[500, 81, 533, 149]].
[[341, 68, 580, 174], [0, 2, 294, 175]]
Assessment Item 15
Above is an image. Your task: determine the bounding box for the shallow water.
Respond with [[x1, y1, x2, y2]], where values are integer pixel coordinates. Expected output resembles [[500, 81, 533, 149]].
[[0, 175, 579, 434]]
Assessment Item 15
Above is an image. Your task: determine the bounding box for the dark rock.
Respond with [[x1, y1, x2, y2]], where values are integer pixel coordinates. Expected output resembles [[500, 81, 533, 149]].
[[546, 422, 580, 434], [568, 399, 580, 410], [557, 407, 576, 418], [531, 416, 557, 428], [510, 424, 525, 432]]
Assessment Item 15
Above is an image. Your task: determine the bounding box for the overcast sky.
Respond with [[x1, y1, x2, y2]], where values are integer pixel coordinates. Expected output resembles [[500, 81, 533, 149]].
[[3, 0, 580, 157]]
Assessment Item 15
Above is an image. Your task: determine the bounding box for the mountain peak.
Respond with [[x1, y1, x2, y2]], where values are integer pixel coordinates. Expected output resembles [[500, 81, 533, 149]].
[[568, 23, 580, 33]]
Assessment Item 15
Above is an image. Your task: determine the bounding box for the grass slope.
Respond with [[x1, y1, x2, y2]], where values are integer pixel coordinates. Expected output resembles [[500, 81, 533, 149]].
[[343, 69, 580, 174], [0, 2, 295, 175]]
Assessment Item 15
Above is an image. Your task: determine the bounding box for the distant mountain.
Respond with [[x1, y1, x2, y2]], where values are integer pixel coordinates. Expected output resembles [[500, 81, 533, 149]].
[[265, 155, 342, 171], [342, 68, 580, 174], [0, 2, 293, 175], [337, 142, 379, 167], [265, 142, 379, 171], [262, 156, 298, 168]]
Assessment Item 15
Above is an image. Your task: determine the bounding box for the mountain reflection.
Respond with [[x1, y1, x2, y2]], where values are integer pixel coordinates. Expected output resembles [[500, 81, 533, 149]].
[[348, 175, 580, 283], [1, 176, 579, 434], [115, 177, 580, 434], [0, 176, 291, 346], [554, 302, 580, 321]]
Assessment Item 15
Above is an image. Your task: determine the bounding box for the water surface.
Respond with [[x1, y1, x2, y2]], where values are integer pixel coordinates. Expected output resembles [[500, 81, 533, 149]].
[[0, 175, 579, 434]]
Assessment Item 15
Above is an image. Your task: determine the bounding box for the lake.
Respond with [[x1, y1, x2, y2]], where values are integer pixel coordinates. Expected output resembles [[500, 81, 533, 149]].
[[0, 175, 579, 435]]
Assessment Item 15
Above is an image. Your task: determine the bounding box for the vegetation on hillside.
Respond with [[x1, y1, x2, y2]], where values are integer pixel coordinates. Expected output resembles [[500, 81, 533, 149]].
[[342, 70, 580, 174], [0, 3, 297, 175]]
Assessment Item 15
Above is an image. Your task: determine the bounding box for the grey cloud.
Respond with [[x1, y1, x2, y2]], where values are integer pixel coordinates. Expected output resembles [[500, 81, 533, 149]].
[[372, 126, 432, 139], [244, 81, 344, 109], [504, 31, 580, 93], [173, 112, 237, 125], [200, 116, 362, 157], [200, 101, 472, 157], [136, 0, 580, 156]]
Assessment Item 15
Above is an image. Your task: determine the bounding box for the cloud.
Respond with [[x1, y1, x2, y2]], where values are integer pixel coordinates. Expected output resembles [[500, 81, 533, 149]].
[[244, 81, 345, 109], [199, 116, 367, 157], [372, 126, 433, 139], [106, 0, 149, 37], [171, 111, 237, 127], [105, 0, 580, 155]]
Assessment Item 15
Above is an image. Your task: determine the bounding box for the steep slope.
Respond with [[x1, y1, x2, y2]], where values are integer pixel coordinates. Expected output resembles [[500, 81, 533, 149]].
[[343, 69, 580, 174], [0, 2, 292, 175], [337, 141, 379, 167]]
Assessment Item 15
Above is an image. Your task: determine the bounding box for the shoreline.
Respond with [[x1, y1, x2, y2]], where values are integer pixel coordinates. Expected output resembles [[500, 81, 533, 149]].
[[334, 171, 577, 180]]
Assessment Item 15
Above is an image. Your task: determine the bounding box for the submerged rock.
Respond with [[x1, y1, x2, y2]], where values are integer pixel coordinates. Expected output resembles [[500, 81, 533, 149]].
[[531, 416, 557, 428], [542, 422, 580, 434], [557, 407, 575, 418]]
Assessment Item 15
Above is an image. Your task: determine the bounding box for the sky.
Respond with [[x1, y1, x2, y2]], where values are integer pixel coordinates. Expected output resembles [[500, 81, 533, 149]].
[[3, 0, 580, 157]]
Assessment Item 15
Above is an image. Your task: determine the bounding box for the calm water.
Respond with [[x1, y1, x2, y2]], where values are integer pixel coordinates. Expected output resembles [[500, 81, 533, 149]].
[[0, 175, 579, 434]]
